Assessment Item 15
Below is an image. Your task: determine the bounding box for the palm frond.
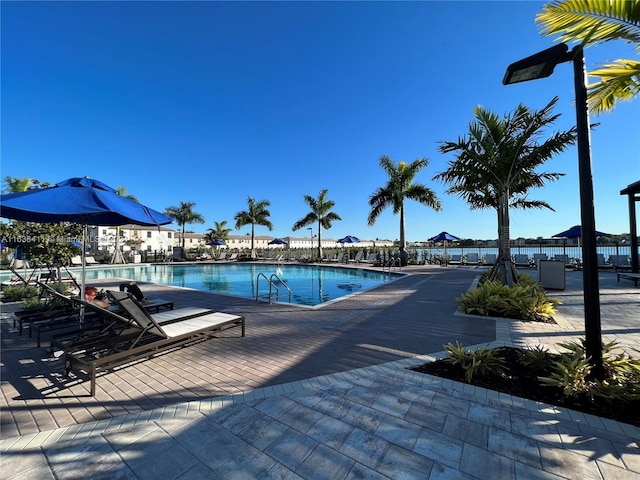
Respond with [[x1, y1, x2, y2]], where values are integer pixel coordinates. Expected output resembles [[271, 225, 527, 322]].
[[536, 0, 640, 46], [588, 59, 640, 113]]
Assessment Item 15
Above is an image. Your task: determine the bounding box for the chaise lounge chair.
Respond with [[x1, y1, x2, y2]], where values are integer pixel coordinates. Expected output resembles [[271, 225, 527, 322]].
[[448, 254, 462, 266], [465, 253, 480, 266], [482, 254, 497, 266], [610, 255, 632, 272], [532, 253, 548, 269], [596, 253, 613, 270], [513, 254, 531, 268], [61, 290, 245, 396]]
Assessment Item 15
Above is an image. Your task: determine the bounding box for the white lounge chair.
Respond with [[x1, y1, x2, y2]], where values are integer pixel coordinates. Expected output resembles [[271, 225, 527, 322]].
[[596, 253, 613, 269], [513, 254, 530, 268], [554, 254, 571, 267], [448, 254, 462, 266], [330, 252, 344, 263], [610, 255, 632, 271], [483, 254, 497, 266], [364, 253, 378, 264], [532, 253, 548, 269], [348, 251, 364, 263], [465, 253, 479, 266]]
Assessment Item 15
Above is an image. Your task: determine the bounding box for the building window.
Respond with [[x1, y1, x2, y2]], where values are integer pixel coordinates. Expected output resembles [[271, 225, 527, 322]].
[[168, 232, 172, 239], [146, 245, 152, 251], [147, 232, 152, 239]]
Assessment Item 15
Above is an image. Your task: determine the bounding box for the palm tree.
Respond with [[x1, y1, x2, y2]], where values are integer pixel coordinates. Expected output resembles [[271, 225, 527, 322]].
[[113, 186, 139, 263], [205, 220, 233, 243], [368, 156, 441, 265], [3, 176, 33, 193], [434, 97, 576, 286], [292, 189, 342, 259], [536, 0, 640, 115], [164, 201, 205, 249], [234, 197, 273, 258]]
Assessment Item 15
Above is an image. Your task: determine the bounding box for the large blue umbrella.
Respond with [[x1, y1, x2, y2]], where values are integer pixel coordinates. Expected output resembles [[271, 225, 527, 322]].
[[428, 231, 460, 242], [0, 177, 173, 305], [268, 238, 288, 245], [552, 225, 609, 239], [428, 232, 461, 264], [337, 235, 360, 244], [208, 240, 227, 246]]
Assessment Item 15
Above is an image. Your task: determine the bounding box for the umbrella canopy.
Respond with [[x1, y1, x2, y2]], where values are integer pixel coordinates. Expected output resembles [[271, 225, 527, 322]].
[[0, 177, 172, 226], [268, 238, 288, 245], [428, 231, 461, 242], [208, 240, 227, 246], [337, 235, 360, 244], [0, 177, 173, 314], [552, 225, 609, 239]]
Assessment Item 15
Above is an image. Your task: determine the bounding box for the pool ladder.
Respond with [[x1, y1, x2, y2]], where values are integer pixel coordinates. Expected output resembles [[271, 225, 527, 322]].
[[384, 256, 402, 273], [256, 272, 292, 304]]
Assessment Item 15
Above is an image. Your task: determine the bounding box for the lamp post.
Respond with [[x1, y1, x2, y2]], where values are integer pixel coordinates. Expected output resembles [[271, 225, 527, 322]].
[[503, 43, 603, 378]]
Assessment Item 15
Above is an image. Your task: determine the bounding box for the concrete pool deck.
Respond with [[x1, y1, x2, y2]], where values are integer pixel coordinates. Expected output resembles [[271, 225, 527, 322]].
[[1, 264, 639, 479]]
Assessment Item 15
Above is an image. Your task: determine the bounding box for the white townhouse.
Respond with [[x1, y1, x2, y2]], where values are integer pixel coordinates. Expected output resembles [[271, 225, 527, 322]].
[[89, 225, 177, 255]]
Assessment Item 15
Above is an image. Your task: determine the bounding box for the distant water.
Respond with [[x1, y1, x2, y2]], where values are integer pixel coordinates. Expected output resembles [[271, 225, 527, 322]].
[[414, 245, 634, 261]]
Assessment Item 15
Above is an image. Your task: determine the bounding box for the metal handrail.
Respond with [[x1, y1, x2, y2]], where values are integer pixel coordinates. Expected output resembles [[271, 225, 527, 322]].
[[256, 272, 292, 304], [269, 273, 292, 303], [384, 257, 402, 273]]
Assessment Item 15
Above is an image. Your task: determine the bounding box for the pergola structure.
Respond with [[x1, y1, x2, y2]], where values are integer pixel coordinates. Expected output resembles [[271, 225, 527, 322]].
[[620, 180, 640, 273]]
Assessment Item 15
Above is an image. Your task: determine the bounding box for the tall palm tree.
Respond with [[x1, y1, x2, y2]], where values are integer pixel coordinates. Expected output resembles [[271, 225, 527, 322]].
[[164, 201, 205, 249], [113, 186, 139, 263], [435, 97, 576, 286], [368, 156, 441, 265], [205, 221, 233, 243], [536, 0, 640, 115], [292, 189, 341, 259], [234, 197, 273, 258]]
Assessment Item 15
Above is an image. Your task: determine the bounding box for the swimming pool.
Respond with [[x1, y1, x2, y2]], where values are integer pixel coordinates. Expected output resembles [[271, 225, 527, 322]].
[[40, 263, 403, 306]]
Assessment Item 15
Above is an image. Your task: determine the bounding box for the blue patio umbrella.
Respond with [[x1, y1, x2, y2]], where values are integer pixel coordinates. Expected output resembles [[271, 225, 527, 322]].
[[552, 225, 609, 239], [337, 235, 360, 244], [428, 231, 461, 264], [0, 177, 173, 309], [208, 240, 227, 246], [428, 231, 461, 242], [268, 238, 288, 245]]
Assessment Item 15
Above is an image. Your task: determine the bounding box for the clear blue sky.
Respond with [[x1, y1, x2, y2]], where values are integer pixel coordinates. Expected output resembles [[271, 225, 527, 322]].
[[2, 1, 638, 242]]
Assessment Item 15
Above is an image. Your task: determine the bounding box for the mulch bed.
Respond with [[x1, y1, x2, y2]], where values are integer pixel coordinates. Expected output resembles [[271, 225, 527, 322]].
[[411, 346, 640, 427]]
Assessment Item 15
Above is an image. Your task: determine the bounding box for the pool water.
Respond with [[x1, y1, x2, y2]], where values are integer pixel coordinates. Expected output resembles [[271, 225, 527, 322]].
[[67, 263, 402, 306]]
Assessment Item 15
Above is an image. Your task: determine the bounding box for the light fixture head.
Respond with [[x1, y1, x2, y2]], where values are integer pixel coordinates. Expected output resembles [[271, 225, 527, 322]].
[[503, 43, 570, 85]]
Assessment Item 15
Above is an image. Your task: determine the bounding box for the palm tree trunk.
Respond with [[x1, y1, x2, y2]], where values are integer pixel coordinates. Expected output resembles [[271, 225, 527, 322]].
[[494, 192, 515, 287], [399, 204, 408, 266], [317, 222, 322, 259], [251, 223, 255, 258]]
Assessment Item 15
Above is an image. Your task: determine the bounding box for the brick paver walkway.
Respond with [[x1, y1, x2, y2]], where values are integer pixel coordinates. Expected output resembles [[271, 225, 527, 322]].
[[1, 263, 638, 479]]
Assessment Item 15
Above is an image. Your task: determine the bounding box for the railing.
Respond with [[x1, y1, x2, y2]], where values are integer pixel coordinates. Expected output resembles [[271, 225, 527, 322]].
[[256, 272, 292, 304], [384, 257, 402, 273]]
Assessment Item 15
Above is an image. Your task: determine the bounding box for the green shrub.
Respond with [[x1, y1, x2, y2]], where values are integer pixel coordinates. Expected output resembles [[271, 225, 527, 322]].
[[539, 340, 640, 402], [21, 297, 46, 310], [457, 274, 560, 322], [444, 342, 507, 383], [519, 345, 553, 374], [3, 285, 40, 302]]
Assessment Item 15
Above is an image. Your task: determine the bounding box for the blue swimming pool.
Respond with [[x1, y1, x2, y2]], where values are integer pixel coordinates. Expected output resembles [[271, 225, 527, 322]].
[[56, 263, 403, 306]]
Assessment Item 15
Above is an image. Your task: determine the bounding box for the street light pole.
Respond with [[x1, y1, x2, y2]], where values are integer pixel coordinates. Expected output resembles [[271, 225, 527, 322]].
[[504, 43, 603, 378]]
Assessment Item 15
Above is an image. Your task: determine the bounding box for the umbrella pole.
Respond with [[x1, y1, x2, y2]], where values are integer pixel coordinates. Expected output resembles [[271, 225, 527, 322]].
[[80, 225, 87, 325]]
